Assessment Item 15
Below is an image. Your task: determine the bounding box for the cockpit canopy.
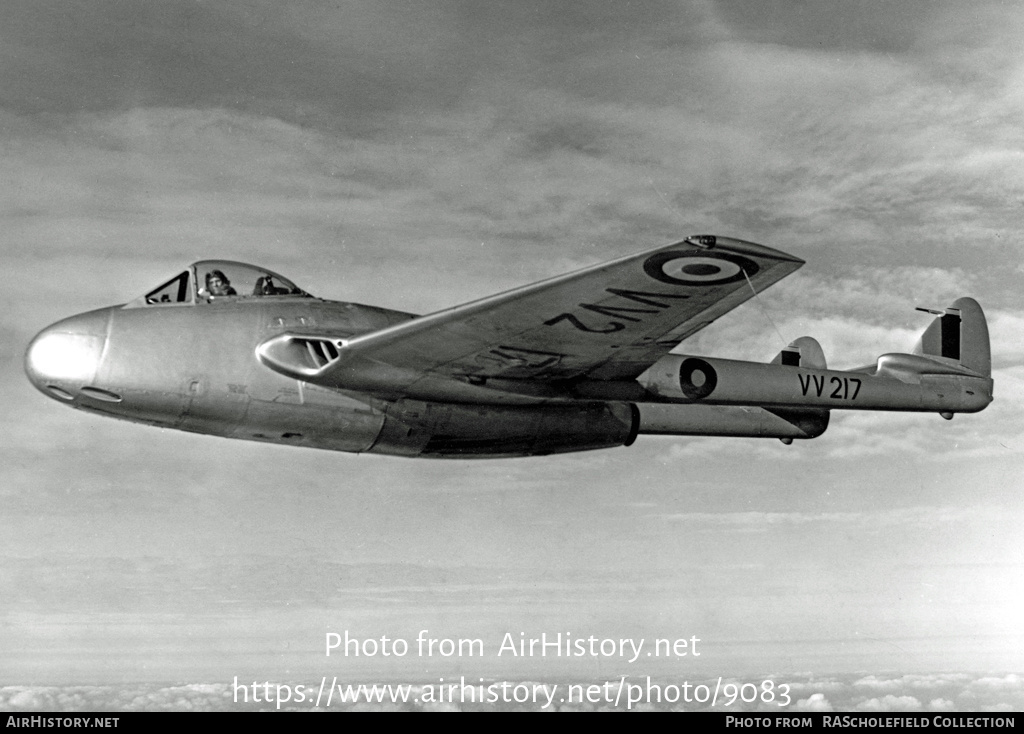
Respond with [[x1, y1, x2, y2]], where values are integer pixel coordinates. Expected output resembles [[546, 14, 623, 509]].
[[131, 261, 312, 307]]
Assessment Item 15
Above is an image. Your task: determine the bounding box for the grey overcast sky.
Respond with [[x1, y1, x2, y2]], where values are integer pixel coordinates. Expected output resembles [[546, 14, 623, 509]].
[[2, 0, 1022, 710]]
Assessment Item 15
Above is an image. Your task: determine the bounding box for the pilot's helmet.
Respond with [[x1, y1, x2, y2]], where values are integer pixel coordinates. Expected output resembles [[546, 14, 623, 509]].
[[206, 269, 230, 287]]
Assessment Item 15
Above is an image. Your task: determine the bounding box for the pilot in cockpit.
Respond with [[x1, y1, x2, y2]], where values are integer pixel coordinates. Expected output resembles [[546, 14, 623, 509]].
[[202, 270, 237, 298]]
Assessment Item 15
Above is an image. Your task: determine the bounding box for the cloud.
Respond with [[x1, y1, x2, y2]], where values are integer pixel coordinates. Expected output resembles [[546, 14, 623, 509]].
[[3, 0, 1024, 695], [657, 506, 998, 532], [988, 312, 1024, 365], [969, 673, 1024, 693], [2, 672, 1022, 711], [856, 694, 923, 711], [787, 673, 1024, 713], [795, 692, 834, 711], [6, 0, 1024, 325]]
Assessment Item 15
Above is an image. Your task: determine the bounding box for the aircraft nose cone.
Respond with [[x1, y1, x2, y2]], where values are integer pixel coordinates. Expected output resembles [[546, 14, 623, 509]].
[[25, 308, 112, 401]]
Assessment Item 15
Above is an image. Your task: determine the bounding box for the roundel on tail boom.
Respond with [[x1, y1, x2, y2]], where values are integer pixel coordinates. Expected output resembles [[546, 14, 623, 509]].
[[678, 358, 718, 400]]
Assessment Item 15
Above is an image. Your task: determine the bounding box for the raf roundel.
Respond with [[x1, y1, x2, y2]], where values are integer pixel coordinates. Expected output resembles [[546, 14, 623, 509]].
[[643, 251, 759, 286], [678, 357, 718, 400]]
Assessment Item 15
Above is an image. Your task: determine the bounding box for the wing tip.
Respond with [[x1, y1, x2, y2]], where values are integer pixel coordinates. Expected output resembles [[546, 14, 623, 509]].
[[682, 234, 805, 265]]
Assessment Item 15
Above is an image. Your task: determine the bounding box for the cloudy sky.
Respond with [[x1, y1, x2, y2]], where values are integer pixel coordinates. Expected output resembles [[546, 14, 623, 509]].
[[2, 0, 1023, 711]]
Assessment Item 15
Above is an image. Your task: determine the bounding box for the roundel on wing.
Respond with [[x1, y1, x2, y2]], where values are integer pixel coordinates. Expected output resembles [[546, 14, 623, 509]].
[[643, 251, 759, 286], [678, 358, 717, 400]]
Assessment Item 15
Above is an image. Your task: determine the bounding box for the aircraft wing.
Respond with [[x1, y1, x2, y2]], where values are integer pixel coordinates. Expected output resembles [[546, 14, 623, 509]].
[[259, 235, 803, 394]]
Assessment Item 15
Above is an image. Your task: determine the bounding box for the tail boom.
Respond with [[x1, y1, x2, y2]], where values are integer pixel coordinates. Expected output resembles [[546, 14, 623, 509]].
[[638, 297, 993, 416], [639, 353, 992, 413], [637, 403, 828, 440]]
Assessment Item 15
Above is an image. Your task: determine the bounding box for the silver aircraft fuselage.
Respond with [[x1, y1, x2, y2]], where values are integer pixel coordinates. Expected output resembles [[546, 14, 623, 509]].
[[25, 243, 993, 458], [25, 260, 641, 457], [26, 294, 416, 453]]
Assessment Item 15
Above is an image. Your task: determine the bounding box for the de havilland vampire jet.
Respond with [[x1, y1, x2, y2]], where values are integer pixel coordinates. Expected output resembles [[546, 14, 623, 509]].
[[24, 235, 993, 458]]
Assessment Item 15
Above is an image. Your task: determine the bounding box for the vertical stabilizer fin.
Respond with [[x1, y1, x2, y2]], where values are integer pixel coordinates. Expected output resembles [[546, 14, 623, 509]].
[[914, 297, 990, 377], [771, 336, 827, 370]]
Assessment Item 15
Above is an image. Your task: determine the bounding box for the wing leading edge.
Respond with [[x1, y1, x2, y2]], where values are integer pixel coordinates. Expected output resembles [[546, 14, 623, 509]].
[[258, 235, 803, 398]]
